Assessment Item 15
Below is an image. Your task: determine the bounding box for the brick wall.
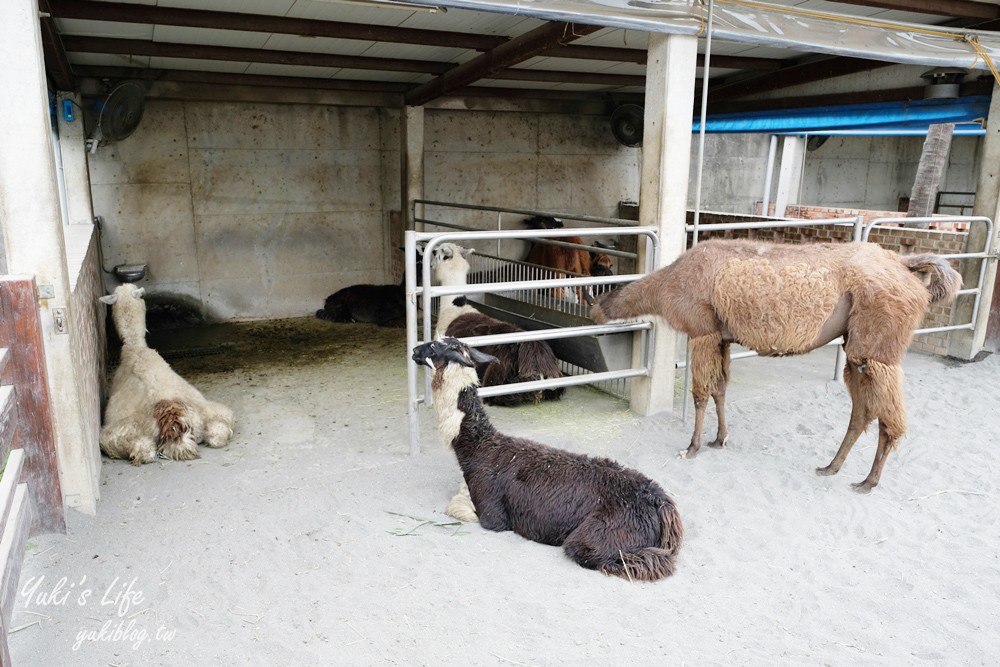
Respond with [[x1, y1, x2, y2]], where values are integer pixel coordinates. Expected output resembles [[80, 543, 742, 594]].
[[68, 229, 107, 468]]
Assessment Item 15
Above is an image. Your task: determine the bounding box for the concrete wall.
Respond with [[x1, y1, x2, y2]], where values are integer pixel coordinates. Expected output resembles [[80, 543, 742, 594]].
[[90, 101, 640, 321], [692, 133, 983, 216], [90, 101, 396, 321], [800, 134, 981, 211], [687, 133, 775, 213]]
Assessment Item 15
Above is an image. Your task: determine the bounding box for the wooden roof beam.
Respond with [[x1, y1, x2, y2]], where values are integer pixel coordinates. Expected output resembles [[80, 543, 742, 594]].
[[405, 22, 602, 106], [48, 0, 506, 51]]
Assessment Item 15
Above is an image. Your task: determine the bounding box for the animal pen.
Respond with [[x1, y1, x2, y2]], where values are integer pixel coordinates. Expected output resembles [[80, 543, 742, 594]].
[[404, 201, 995, 455]]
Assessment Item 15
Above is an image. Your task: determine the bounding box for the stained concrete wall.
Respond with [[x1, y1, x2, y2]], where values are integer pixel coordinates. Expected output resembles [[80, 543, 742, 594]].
[[800, 134, 981, 211], [691, 133, 982, 215], [88, 96, 984, 323], [89, 101, 396, 321], [89, 101, 641, 320], [687, 133, 775, 214]]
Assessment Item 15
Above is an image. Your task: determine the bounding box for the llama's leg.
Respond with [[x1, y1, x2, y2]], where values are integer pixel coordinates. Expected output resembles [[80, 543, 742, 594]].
[[467, 485, 509, 532], [562, 515, 609, 572], [200, 401, 234, 448], [159, 433, 200, 461], [850, 362, 906, 493], [817, 361, 871, 477], [851, 421, 894, 493], [681, 334, 727, 459], [100, 420, 158, 465], [706, 340, 731, 449], [445, 480, 479, 523]]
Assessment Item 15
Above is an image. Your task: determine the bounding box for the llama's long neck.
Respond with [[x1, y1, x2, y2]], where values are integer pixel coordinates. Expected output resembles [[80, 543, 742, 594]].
[[432, 364, 495, 454], [596, 261, 687, 325], [435, 256, 470, 309], [434, 302, 477, 338], [113, 303, 150, 349]]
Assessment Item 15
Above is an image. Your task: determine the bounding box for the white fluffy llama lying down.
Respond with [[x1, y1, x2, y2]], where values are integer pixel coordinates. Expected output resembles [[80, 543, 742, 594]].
[[99, 284, 234, 464], [413, 337, 683, 581]]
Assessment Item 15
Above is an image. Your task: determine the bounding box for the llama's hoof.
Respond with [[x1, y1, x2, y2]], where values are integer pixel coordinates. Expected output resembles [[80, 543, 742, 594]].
[[851, 480, 876, 494], [815, 465, 839, 477], [677, 447, 698, 460], [159, 439, 200, 461], [204, 426, 233, 448], [707, 437, 728, 449], [129, 452, 156, 466], [445, 497, 479, 523]]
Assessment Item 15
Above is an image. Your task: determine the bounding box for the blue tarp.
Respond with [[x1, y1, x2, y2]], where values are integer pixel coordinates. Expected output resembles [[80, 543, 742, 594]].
[[694, 95, 990, 135]]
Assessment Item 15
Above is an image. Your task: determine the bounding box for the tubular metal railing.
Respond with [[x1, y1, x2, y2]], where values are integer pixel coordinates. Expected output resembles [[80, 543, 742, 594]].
[[405, 212, 659, 455]]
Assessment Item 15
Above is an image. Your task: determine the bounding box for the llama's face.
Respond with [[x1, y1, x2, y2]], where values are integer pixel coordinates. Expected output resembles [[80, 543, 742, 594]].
[[430, 243, 473, 273], [412, 338, 497, 370]]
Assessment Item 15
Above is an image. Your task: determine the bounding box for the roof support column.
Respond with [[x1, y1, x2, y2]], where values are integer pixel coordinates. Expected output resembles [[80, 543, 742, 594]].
[[629, 32, 697, 417], [401, 105, 425, 231], [949, 81, 1000, 359], [774, 135, 805, 217]]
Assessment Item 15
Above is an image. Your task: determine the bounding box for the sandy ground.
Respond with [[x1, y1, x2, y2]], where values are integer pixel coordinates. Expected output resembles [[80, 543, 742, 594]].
[[11, 318, 1000, 666]]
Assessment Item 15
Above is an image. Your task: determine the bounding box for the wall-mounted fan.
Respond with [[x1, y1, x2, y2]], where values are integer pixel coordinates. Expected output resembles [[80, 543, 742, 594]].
[[610, 104, 644, 147], [88, 81, 146, 151]]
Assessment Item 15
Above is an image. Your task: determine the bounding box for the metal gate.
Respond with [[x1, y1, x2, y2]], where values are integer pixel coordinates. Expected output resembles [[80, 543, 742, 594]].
[[404, 203, 659, 455]]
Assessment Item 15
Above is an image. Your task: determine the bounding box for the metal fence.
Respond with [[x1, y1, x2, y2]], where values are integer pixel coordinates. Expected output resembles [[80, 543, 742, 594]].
[[404, 202, 659, 454], [405, 203, 994, 454]]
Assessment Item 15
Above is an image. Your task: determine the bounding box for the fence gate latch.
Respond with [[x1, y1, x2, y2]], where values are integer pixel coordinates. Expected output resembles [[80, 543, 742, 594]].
[[52, 308, 68, 335]]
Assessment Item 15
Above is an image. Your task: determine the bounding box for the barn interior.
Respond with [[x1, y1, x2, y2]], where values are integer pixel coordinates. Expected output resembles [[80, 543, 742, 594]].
[[3, 0, 1000, 663]]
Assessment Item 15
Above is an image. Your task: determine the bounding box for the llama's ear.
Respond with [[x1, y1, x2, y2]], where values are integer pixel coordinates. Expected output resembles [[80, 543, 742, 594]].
[[461, 247, 475, 259], [466, 346, 498, 367], [133, 288, 145, 298], [99, 294, 118, 305]]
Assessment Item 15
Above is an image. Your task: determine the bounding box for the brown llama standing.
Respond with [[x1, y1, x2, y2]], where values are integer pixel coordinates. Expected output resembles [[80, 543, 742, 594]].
[[590, 239, 962, 493]]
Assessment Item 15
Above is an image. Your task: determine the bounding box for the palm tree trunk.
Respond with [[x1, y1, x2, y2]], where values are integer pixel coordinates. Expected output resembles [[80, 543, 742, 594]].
[[907, 123, 955, 225]]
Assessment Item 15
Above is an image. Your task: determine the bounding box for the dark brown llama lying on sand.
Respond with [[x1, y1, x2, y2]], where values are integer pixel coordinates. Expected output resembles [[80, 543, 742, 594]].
[[590, 239, 962, 493], [316, 254, 423, 327], [413, 337, 683, 581]]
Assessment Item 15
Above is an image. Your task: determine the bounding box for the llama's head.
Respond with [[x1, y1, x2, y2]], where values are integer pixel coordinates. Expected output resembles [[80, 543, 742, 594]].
[[99, 283, 148, 347], [412, 337, 497, 390], [414, 338, 498, 447], [413, 337, 496, 370], [430, 243, 474, 286], [523, 215, 563, 230]]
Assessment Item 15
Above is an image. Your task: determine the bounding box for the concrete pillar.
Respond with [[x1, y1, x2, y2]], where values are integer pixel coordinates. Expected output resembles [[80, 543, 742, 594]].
[[401, 106, 425, 231], [57, 93, 96, 226], [948, 81, 1000, 360], [774, 135, 806, 217], [630, 32, 698, 417], [0, 0, 99, 513]]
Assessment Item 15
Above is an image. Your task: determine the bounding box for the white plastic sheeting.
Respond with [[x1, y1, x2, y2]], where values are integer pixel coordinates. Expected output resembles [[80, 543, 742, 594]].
[[395, 0, 1000, 72]]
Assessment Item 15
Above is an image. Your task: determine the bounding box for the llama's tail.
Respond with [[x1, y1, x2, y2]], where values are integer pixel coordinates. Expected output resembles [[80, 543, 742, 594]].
[[903, 254, 963, 304], [153, 399, 200, 460], [602, 501, 684, 582]]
